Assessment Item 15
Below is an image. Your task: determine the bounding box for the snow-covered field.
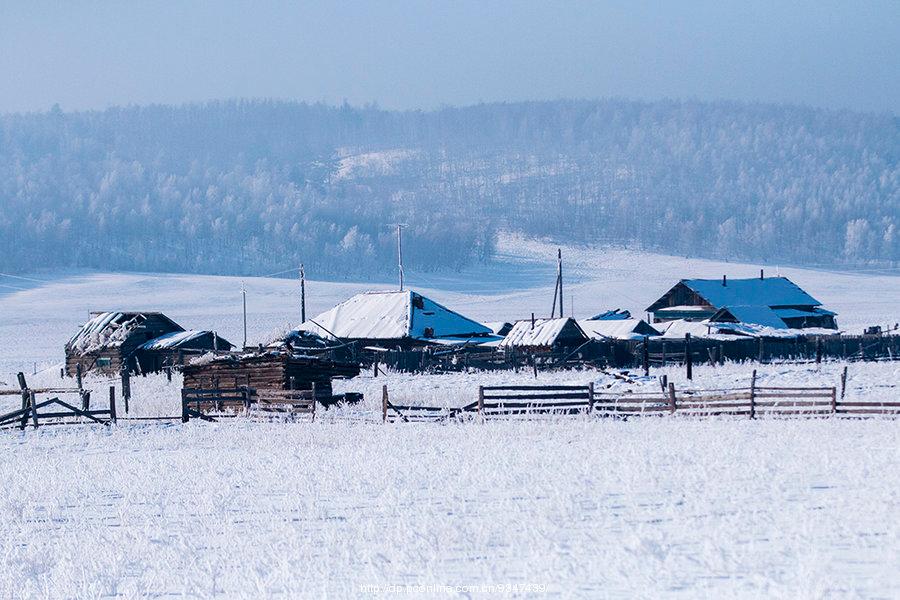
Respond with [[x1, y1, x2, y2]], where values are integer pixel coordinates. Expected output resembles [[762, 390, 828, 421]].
[[1, 238, 898, 598]]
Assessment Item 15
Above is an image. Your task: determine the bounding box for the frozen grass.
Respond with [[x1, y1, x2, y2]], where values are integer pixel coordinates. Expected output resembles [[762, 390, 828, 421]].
[[0, 418, 897, 598]]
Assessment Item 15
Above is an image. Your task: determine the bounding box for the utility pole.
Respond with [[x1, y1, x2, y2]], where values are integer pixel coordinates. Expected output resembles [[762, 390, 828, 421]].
[[241, 281, 247, 349], [395, 223, 406, 291], [557, 248, 564, 318], [299, 264, 306, 323]]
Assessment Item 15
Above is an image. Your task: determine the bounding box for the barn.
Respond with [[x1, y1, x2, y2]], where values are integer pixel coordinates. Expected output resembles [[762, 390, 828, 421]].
[[646, 275, 838, 330], [294, 290, 496, 349], [135, 330, 233, 373]]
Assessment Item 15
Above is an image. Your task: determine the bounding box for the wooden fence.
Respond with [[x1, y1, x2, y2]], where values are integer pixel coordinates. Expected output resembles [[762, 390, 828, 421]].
[[181, 385, 317, 422], [0, 372, 116, 429], [381, 376, 900, 422]]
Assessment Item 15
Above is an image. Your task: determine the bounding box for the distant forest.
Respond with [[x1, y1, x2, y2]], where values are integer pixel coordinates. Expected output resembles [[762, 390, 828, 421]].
[[1, 99, 897, 277]]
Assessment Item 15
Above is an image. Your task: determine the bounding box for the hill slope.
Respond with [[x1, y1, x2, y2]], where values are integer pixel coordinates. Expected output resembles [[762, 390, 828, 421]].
[[1, 99, 897, 276]]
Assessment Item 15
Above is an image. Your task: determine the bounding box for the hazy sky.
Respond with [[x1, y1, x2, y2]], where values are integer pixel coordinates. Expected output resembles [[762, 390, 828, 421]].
[[1, 1, 897, 114]]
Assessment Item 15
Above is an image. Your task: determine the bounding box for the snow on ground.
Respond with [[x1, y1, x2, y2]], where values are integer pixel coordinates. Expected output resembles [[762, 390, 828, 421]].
[[0, 419, 897, 597], [1, 239, 899, 598]]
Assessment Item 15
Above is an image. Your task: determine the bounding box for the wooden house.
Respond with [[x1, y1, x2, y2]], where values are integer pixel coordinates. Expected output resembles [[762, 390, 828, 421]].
[[65, 312, 185, 375], [646, 275, 838, 330], [498, 317, 589, 354], [182, 352, 360, 402], [65, 311, 231, 375]]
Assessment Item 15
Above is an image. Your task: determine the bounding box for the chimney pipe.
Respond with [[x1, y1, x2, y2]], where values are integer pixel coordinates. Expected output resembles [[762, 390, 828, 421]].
[[760, 269, 764, 280], [722, 275, 727, 287], [531, 312, 535, 330]]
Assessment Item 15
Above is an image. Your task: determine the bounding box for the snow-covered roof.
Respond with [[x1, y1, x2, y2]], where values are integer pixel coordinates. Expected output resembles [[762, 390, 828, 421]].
[[295, 290, 491, 341], [67, 312, 180, 354], [683, 277, 821, 309], [715, 305, 787, 329], [499, 318, 586, 348], [577, 319, 660, 340], [139, 330, 222, 351], [659, 319, 714, 338]]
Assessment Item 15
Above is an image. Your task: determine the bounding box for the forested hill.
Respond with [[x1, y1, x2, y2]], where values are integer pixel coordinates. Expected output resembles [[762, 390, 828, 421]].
[[1, 99, 896, 277]]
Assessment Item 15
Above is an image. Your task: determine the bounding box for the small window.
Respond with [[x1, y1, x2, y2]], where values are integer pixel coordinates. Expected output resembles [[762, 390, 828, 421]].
[[97, 357, 112, 367]]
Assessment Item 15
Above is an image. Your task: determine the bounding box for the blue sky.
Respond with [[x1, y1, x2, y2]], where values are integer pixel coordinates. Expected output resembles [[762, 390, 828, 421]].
[[1, 1, 897, 114]]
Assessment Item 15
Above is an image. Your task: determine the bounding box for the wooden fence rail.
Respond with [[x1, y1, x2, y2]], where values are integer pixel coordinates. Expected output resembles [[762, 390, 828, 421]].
[[181, 385, 318, 422], [382, 377, 900, 423]]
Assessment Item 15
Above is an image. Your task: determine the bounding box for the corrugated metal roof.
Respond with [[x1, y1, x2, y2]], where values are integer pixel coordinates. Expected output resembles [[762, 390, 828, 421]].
[[683, 277, 820, 308], [499, 318, 582, 348], [296, 290, 491, 341]]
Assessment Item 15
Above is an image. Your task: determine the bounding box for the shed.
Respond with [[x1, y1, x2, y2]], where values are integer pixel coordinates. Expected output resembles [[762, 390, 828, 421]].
[[498, 318, 589, 354], [578, 318, 660, 340], [135, 330, 233, 373]]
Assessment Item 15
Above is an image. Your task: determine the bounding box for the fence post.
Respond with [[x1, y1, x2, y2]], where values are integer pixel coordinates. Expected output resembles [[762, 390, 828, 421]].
[[478, 386, 485, 419], [108, 386, 117, 423], [29, 390, 38, 428], [749, 369, 757, 420], [660, 374, 668, 393], [840, 366, 848, 400], [17, 372, 29, 430], [82, 391, 91, 413], [76, 363, 83, 390], [121, 369, 131, 414], [181, 392, 189, 423], [830, 386, 837, 415], [532, 355, 538, 379], [373, 359, 379, 378], [588, 382, 595, 415], [381, 385, 388, 423], [684, 333, 692, 380], [642, 336, 649, 377], [667, 382, 676, 413]]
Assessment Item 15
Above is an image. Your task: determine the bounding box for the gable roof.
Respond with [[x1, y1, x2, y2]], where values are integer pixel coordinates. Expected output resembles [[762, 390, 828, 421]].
[[499, 318, 588, 348], [296, 290, 491, 341], [682, 277, 820, 310]]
